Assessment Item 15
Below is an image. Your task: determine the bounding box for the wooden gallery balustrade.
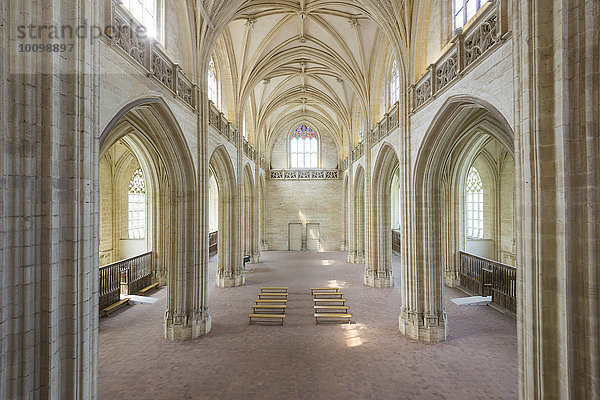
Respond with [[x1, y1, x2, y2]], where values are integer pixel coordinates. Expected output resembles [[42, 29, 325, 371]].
[[99, 252, 153, 314], [459, 251, 516, 313], [392, 230, 401, 254], [209, 231, 218, 255]]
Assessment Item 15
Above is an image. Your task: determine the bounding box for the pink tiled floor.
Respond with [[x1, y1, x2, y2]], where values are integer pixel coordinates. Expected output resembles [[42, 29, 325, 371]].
[[98, 251, 517, 399]]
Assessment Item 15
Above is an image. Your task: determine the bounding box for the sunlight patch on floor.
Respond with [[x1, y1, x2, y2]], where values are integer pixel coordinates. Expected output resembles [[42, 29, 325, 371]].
[[342, 323, 364, 347], [327, 279, 346, 287]]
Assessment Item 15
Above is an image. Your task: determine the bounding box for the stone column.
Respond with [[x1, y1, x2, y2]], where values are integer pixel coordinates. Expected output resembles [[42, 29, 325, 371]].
[[163, 66, 212, 340], [398, 85, 447, 343], [230, 123, 245, 287], [347, 160, 357, 262], [363, 124, 377, 286], [252, 161, 261, 263], [1, 1, 99, 398], [513, 0, 599, 397]]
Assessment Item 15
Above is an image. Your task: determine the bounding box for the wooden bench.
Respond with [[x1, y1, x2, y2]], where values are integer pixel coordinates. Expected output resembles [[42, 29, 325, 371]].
[[248, 313, 286, 325], [314, 305, 349, 313], [138, 282, 160, 296], [258, 293, 288, 299], [252, 305, 287, 313], [260, 287, 288, 293], [314, 313, 352, 324], [313, 292, 344, 299], [313, 298, 346, 305], [101, 298, 131, 317], [310, 287, 339, 294], [255, 299, 288, 304]]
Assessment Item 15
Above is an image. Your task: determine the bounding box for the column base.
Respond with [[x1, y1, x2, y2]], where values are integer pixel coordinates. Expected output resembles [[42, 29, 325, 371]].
[[444, 277, 461, 288], [398, 311, 447, 343], [164, 312, 211, 341], [364, 274, 393, 287], [250, 252, 260, 264], [348, 252, 364, 263], [216, 273, 245, 287]]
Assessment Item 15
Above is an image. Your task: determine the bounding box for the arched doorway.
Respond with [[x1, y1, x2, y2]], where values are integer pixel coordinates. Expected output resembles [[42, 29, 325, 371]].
[[242, 164, 257, 263], [209, 146, 244, 287], [365, 144, 399, 287], [352, 166, 366, 263]]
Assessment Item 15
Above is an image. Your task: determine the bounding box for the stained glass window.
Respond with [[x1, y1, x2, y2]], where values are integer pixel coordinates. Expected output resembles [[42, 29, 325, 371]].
[[454, 0, 483, 30], [466, 167, 484, 239], [128, 169, 146, 239], [390, 60, 400, 106], [208, 58, 218, 106], [290, 124, 318, 169], [122, 0, 158, 38]]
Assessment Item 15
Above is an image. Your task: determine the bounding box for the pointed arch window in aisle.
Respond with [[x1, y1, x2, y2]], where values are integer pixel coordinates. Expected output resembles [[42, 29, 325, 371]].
[[466, 167, 484, 239], [122, 0, 157, 38], [129, 168, 146, 239], [291, 124, 318, 169], [208, 58, 218, 105], [390, 60, 400, 105]]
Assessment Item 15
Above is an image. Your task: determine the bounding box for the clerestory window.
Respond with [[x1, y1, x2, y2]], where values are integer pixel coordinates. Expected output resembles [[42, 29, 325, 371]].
[[390, 60, 400, 106], [208, 58, 218, 106], [122, 0, 158, 39], [454, 0, 484, 30]]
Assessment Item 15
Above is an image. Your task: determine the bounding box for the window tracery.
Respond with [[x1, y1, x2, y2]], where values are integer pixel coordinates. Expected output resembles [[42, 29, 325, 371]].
[[466, 167, 484, 239], [128, 168, 146, 239], [290, 124, 318, 169]]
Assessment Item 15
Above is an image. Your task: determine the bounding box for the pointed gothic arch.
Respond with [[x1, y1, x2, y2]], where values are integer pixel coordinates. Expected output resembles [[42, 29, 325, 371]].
[[366, 143, 399, 287], [401, 96, 514, 343], [209, 146, 244, 287], [100, 98, 209, 341]]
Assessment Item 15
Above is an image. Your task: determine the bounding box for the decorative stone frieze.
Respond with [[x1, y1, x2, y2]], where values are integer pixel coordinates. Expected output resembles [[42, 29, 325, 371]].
[[269, 169, 340, 180]]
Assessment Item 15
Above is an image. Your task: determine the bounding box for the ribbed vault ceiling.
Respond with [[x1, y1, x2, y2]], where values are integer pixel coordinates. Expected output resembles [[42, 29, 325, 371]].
[[216, 0, 391, 158]]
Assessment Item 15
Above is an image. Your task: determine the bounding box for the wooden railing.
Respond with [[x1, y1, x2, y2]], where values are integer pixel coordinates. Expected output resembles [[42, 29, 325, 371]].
[[459, 251, 516, 313], [99, 262, 121, 312], [99, 252, 153, 315], [392, 230, 401, 253], [119, 252, 153, 295], [209, 231, 218, 255]]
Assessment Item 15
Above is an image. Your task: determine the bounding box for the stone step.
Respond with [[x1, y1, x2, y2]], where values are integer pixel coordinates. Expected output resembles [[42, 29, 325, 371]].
[[451, 296, 492, 306]]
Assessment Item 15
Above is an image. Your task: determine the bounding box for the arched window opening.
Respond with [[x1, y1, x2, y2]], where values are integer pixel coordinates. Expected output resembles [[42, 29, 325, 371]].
[[122, 0, 158, 39], [208, 58, 218, 106], [390, 60, 400, 106], [209, 174, 219, 232], [290, 124, 318, 169], [128, 168, 146, 239], [390, 169, 401, 229], [466, 167, 484, 239], [454, 0, 484, 30]]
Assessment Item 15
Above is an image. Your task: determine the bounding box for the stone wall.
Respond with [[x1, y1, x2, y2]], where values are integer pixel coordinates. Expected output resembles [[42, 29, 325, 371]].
[[265, 179, 343, 251]]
